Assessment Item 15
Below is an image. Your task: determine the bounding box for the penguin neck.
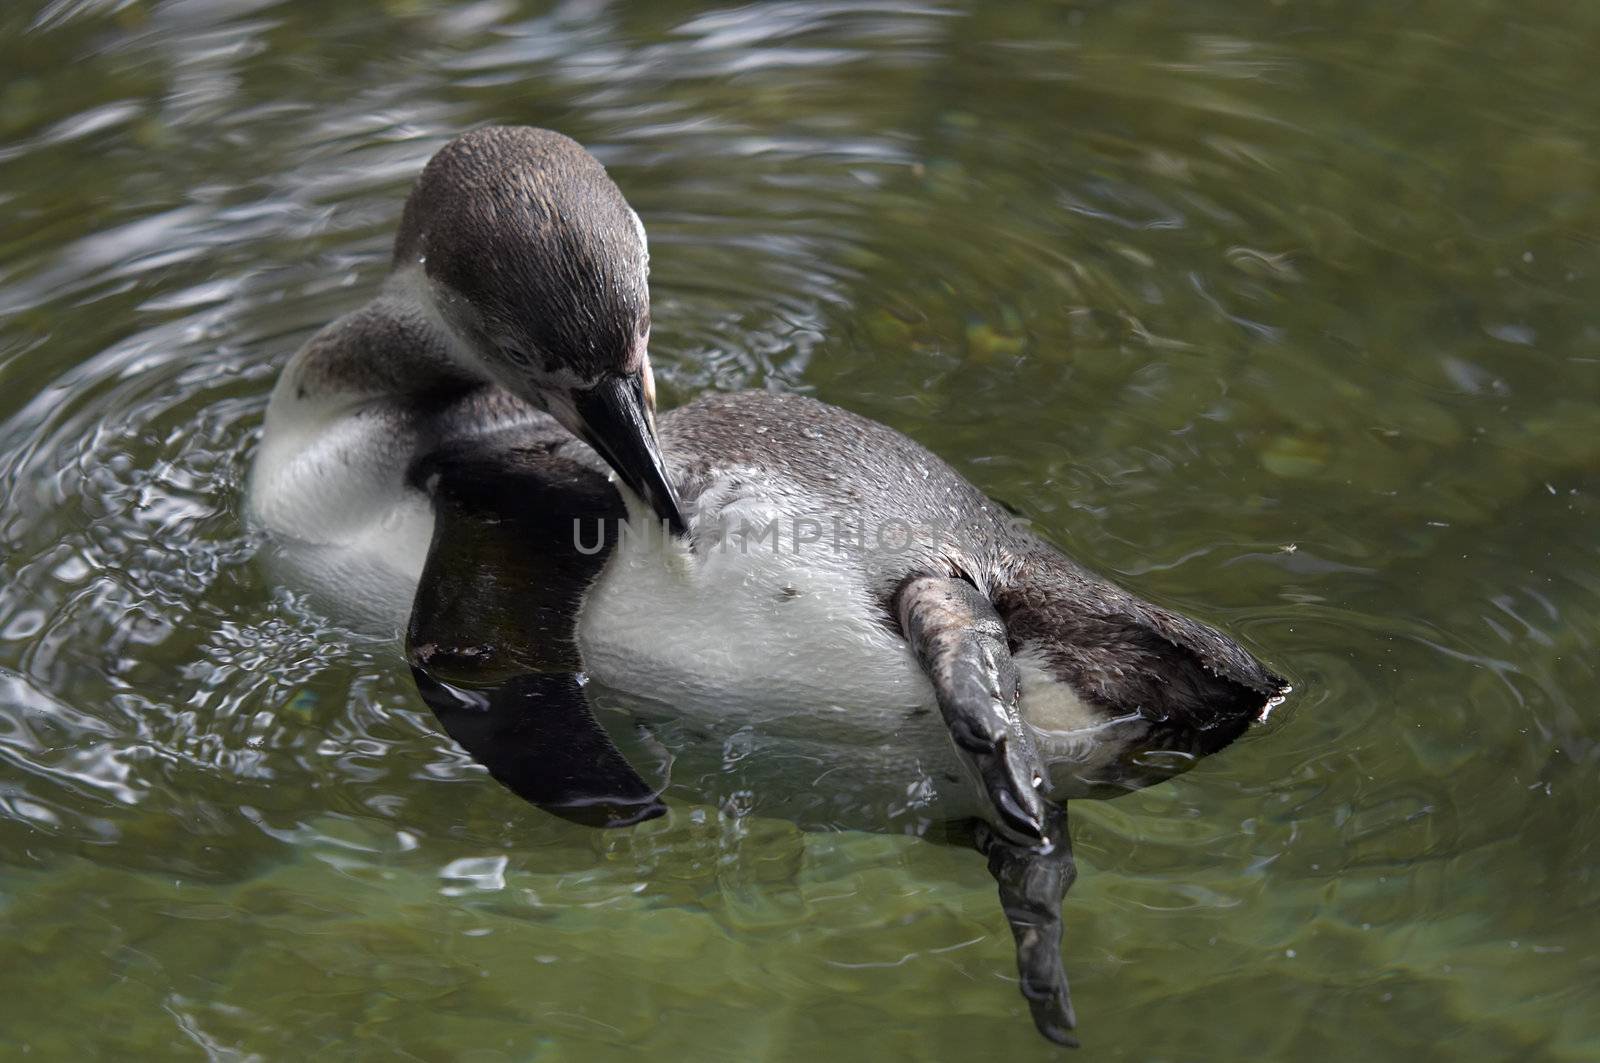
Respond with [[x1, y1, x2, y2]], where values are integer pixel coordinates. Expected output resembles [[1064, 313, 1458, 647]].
[[274, 267, 492, 417]]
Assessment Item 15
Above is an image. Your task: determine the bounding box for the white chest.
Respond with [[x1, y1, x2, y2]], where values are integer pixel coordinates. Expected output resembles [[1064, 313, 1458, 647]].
[[576, 493, 936, 733]]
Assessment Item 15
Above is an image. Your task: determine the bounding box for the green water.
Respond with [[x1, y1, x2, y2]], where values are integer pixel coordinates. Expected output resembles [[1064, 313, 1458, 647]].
[[2, 1, 1597, 1058]]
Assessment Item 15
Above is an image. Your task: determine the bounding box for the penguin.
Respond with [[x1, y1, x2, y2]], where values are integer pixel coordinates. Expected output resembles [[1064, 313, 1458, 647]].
[[248, 126, 1289, 1046]]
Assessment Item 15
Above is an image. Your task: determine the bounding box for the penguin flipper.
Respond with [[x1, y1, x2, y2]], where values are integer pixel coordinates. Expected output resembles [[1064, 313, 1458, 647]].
[[406, 432, 664, 829], [894, 574, 1051, 846], [408, 665, 664, 828]]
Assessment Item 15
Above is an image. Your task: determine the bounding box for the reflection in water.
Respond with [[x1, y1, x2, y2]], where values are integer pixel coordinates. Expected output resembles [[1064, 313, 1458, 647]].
[[0, 0, 1597, 1058]]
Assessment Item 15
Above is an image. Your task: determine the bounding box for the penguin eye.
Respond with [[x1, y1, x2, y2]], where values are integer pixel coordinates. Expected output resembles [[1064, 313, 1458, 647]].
[[635, 313, 650, 340], [498, 342, 559, 375], [497, 344, 531, 370]]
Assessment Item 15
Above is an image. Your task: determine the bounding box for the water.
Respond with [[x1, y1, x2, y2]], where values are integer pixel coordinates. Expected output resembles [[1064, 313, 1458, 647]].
[[1, 0, 1597, 1058]]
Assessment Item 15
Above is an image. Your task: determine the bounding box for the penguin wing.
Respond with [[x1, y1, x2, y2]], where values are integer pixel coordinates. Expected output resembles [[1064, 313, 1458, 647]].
[[405, 434, 664, 828], [893, 573, 1053, 847]]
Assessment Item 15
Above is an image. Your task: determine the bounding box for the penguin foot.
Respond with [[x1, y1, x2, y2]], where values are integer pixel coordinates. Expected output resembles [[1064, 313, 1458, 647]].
[[896, 573, 1050, 846], [976, 803, 1079, 1048]]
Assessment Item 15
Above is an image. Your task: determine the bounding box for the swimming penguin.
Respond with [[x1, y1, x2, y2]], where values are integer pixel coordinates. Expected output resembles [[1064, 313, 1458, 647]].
[[248, 126, 1289, 1047]]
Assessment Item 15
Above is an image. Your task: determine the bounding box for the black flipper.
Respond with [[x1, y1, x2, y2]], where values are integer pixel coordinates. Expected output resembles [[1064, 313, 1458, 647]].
[[895, 574, 1050, 845], [406, 428, 665, 829], [976, 803, 1080, 1048], [410, 669, 663, 828]]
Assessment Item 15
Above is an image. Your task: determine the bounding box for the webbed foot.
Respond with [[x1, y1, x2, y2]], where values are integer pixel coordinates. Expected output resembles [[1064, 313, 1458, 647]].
[[976, 803, 1079, 1047], [896, 574, 1049, 844]]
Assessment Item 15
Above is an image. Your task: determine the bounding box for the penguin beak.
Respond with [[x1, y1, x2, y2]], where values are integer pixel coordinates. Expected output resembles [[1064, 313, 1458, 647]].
[[570, 372, 687, 537]]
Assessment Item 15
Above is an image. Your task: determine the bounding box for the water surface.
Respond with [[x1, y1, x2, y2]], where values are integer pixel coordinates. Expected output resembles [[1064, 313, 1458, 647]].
[[1, 1, 1597, 1059]]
